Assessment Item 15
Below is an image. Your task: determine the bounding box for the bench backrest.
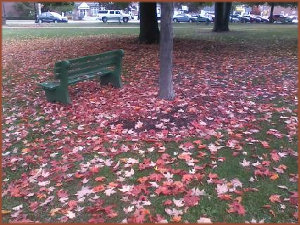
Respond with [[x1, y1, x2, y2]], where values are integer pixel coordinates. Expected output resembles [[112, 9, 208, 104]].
[[54, 49, 124, 80]]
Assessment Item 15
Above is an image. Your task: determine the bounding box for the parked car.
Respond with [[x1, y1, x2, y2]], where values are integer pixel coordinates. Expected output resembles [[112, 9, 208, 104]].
[[97, 10, 130, 23], [36, 12, 68, 23], [173, 13, 193, 23], [195, 15, 212, 24], [291, 17, 298, 23], [271, 15, 293, 23], [230, 15, 240, 23], [254, 16, 269, 23], [240, 15, 255, 23], [207, 13, 215, 22]]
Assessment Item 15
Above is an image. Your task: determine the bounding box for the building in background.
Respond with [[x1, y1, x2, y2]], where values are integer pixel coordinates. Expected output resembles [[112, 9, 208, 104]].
[[73, 2, 99, 19]]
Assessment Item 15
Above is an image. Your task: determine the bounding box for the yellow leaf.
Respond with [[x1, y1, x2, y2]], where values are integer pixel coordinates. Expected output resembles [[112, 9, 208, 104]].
[[50, 208, 61, 217], [2, 210, 11, 214], [120, 158, 128, 163], [235, 196, 242, 203], [22, 148, 30, 153], [172, 216, 182, 222], [270, 173, 279, 180]]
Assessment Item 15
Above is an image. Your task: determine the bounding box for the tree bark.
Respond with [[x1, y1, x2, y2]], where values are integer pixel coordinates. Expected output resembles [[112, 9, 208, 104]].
[[269, 3, 275, 23], [139, 2, 159, 44], [159, 2, 175, 100], [213, 2, 231, 32]]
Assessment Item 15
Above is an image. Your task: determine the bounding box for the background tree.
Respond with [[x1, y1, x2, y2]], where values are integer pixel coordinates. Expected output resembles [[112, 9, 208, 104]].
[[159, 2, 175, 100], [41, 2, 74, 13], [173, 2, 212, 13], [14, 2, 35, 18], [98, 2, 130, 11], [139, 2, 159, 44], [213, 2, 232, 32], [2, 2, 6, 25]]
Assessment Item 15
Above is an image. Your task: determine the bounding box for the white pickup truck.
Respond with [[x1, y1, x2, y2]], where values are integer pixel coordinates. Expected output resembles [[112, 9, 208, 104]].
[[97, 10, 131, 23]]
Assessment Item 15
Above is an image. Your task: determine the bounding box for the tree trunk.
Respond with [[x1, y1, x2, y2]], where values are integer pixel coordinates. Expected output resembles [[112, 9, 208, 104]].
[[223, 2, 232, 30], [139, 2, 159, 44], [159, 2, 175, 100], [213, 2, 224, 32], [269, 3, 275, 23], [2, 3, 6, 25], [213, 2, 231, 32]]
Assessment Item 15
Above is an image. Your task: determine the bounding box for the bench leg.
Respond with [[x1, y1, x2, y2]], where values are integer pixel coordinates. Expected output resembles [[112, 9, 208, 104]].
[[43, 87, 71, 104], [100, 73, 122, 88]]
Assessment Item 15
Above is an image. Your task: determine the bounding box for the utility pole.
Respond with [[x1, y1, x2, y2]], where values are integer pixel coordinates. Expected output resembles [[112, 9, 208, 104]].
[[2, 2, 6, 25], [38, 3, 42, 15], [34, 2, 37, 21]]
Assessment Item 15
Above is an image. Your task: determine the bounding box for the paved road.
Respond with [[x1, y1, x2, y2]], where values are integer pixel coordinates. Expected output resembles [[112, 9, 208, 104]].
[[5, 19, 140, 25], [4, 26, 141, 29]]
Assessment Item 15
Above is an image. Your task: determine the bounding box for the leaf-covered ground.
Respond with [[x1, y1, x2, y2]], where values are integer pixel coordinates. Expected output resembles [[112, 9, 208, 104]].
[[2, 26, 298, 223]]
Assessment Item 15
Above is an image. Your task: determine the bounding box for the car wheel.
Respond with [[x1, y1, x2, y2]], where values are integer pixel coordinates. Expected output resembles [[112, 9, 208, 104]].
[[102, 17, 108, 23], [189, 19, 193, 23], [123, 17, 129, 23], [173, 18, 178, 23], [54, 20, 58, 23]]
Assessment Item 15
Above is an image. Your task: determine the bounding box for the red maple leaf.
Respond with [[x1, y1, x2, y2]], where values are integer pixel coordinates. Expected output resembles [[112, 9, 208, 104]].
[[227, 201, 246, 215], [184, 195, 200, 207]]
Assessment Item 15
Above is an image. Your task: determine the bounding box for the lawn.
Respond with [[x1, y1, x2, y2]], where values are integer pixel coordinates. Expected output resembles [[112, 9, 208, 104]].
[[1, 23, 298, 223]]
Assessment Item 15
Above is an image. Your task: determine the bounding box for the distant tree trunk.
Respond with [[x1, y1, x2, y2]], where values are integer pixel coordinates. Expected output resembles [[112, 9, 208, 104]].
[[2, 3, 6, 25], [269, 3, 275, 23], [159, 2, 175, 100], [223, 2, 232, 29], [213, 2, 224, 32], [213, 2, 232, 32], [139, 2, 159, 44]]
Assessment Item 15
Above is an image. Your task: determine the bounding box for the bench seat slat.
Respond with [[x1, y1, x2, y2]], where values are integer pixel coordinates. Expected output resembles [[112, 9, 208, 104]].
[[55, 60, 117, 79], [66, 62, 116, 77], [67, 68, 113, 85]]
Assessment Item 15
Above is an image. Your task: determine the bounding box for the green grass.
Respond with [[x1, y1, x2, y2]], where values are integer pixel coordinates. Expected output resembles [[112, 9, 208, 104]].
[[2, 23, 298, 44]]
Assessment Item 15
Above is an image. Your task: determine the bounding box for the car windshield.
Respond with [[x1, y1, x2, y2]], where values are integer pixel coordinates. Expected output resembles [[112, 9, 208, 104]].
[[50, 12, 62, 18]]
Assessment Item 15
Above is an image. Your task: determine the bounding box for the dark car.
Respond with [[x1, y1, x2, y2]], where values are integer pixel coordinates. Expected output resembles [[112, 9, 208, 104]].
[[240, 15, 254, 23], [196, 15, 212, 24], [230, 15, 240, 23], [36, 12, 68, 23], [271, 15, 293, 23]]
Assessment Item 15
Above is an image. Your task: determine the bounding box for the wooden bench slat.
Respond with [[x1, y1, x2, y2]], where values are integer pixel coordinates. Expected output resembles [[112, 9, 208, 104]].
[[66, 49, 123, 64], [66, 61, 117, 76], [67, 68, 113, 85]]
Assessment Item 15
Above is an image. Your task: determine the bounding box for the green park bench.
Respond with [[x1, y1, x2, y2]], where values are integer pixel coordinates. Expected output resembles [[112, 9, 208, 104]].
[[39, 49, 124, 104]]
